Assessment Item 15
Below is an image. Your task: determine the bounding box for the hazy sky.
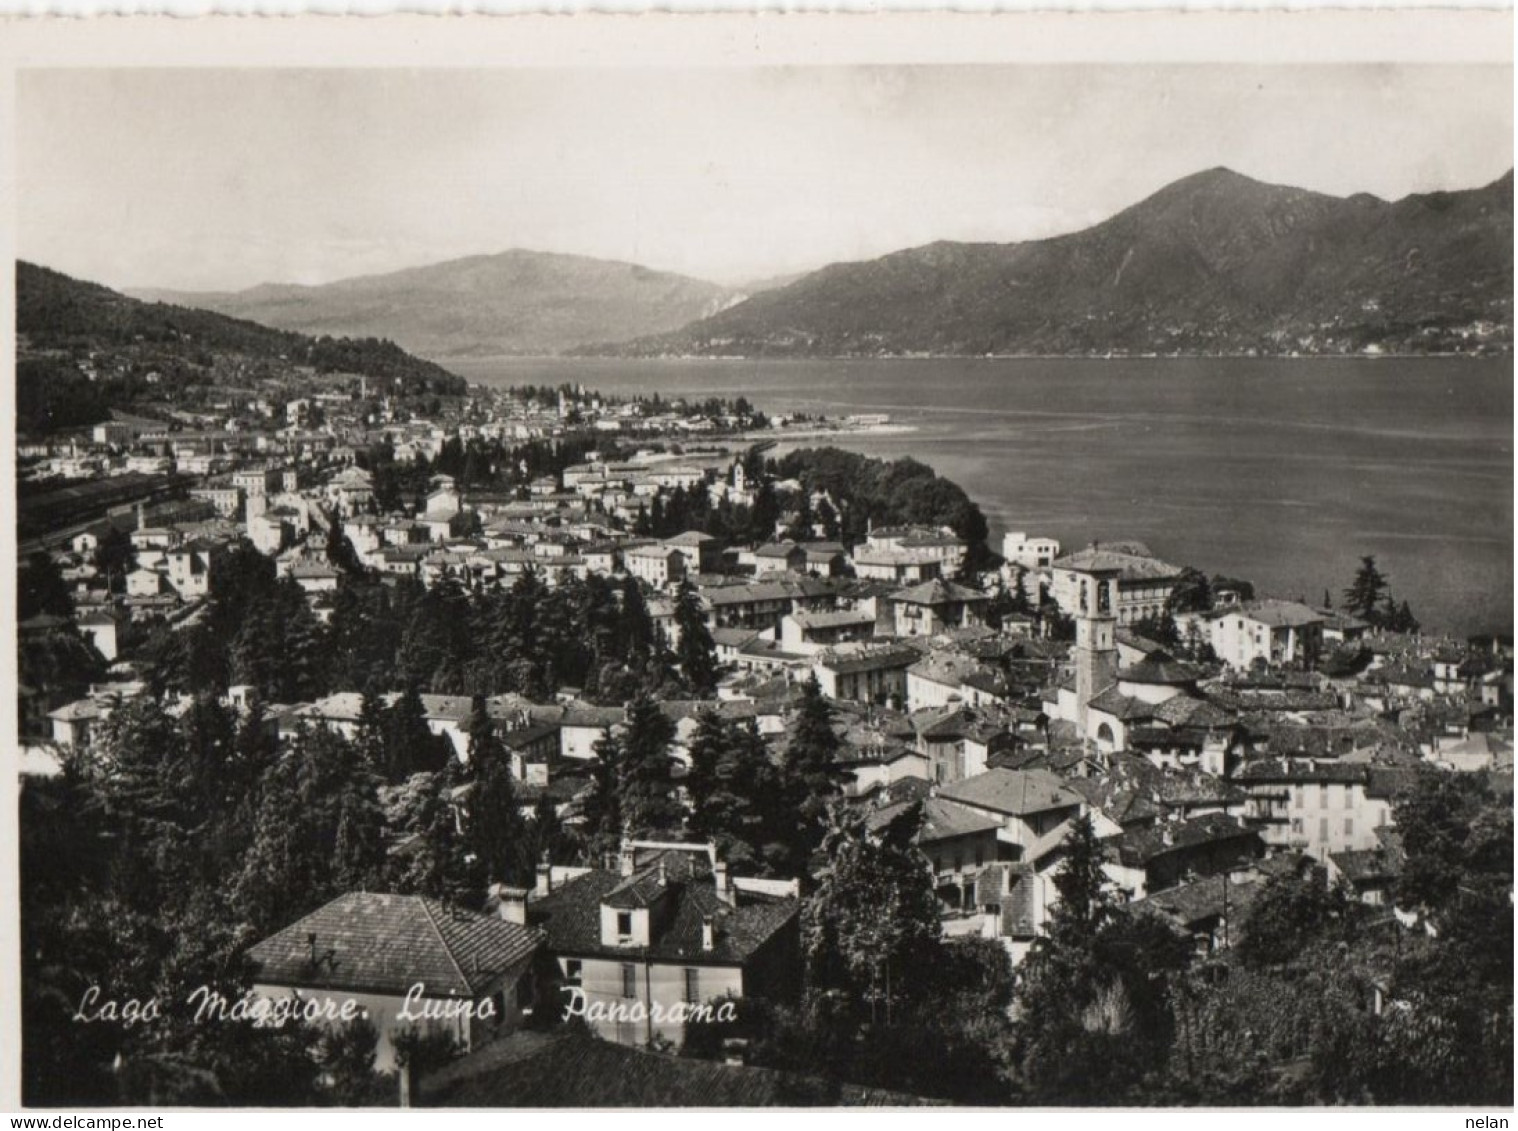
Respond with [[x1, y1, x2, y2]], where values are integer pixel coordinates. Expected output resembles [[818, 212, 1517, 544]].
[[17, 65, 1513, 292]]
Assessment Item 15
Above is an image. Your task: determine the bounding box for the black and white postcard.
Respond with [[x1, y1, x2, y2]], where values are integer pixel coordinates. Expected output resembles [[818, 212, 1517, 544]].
[[1, 11, 1512, 1114]]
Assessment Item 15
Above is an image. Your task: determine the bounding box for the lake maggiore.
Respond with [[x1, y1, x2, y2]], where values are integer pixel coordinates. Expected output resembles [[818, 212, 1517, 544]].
[[452, 355, 1514, 640]]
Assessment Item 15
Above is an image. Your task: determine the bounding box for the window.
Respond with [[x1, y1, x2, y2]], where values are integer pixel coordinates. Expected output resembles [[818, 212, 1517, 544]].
[[1319, 818, 1328, 841], [564, 959, 582, 983], [1290, 819, 1303, 835], [1344, 818, 1354, 836], [683, 968, 701, 1005], [1318, 784, 1328, 808], [621, 963, 637, 999], [616, 911, 633, 938]]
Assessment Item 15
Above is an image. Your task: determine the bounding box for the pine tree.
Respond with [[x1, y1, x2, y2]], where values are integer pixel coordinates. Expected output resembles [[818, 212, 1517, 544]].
[[688, 713, 778, 875], [617, 694, 682, 837], [776, 676, 843, 874], [583, 729, 625, 860], [353, 685, 389, 774], [750, 482, 780, 543], [384, 683, 449, 781], [802, 802, 943, 1023], [1344, 555, 1391, 622], [685, 708, 729, 824], [618, 576, 654, 662], [673, 580, 719, 696], [462, 697, 529, 888], [325, 520, 365, 576], [232, 727, 386, 934]]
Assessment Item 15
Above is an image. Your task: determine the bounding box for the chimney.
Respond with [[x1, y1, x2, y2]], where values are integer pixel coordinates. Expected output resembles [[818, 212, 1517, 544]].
[[491, 884, 530, 926], [713, 860, 733, 906], [535, 856, 553, 897], [1161, 827, 1174, 847], [701, 912, 716, 952], [619, 839, 636, 878], [136, 503, 146, 532], [657, 859, 668, 887]]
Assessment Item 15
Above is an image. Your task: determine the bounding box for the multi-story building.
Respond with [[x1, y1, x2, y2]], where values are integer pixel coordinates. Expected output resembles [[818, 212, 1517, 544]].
[[1002, 532, 1061, 571], [1234, 758, 1420, 862], [526, 843, 800, 1048], [1049, 545, 1182, 626], [1206, 600, 1326, 671]]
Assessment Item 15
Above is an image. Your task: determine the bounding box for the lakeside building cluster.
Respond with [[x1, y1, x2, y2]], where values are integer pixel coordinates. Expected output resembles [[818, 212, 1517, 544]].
[[16, 378, 1514, 1092]]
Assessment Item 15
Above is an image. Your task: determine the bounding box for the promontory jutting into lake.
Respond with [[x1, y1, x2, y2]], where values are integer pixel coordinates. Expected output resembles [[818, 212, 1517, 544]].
[[13, 56, 1514, 1112]]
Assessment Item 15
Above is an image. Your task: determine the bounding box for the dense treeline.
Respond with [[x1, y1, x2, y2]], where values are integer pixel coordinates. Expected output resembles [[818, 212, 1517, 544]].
[[684, 772, 1512, 1106], [1008, 782, 1512, 1105], [19, 631, 847, 1105], [775, 448, 991, 564], [136, 541, 704, 714]]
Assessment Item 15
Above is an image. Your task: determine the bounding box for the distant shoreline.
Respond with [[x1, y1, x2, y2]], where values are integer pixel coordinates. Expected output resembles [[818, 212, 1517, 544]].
[[449, 350, 1507, 369]]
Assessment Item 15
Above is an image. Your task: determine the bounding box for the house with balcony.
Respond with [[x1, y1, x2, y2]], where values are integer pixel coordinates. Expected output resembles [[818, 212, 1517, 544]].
[[1049, 545, 1182, 626], [886, 579, 989, 638], [811, 642, 920, 705], [867, 797, 1002, 910], [1233, 757, 1419, 862]]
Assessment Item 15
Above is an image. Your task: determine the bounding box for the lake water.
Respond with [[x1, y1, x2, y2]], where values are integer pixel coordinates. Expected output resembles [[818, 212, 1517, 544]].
[[450, 356, 1514, 639]]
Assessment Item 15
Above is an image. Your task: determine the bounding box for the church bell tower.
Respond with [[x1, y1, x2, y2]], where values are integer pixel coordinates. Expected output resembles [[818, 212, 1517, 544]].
[[1074, 565, 1120, 734]]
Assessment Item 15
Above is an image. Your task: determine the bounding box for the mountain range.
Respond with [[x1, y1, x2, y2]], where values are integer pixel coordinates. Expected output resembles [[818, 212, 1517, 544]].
[[128, 168, 1512, 360], [590, 168, 1513, 358], [16, 261, 465, 436], [134, 250, 744, 360]]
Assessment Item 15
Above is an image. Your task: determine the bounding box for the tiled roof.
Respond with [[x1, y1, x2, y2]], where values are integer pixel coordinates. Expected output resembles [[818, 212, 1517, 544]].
[[1118, 654, 1202, 687], [1087, 687, 1157, 722], [938, 767, 1082, 817], [907, 651, 993, 688], [1052, 547, 1180, 581], [1228, 599, 1325, 629], [711, 627, 763, 648], [1150, 696, 1234, 729], [703, 582, 794, 606], [815, 643, 921, 675], [866, 797, 1001, 843], [1065, 777, 1165, 828], [664, 531, 719, 547], [528, 852, 798, 965], [1329, 848, 1401, 884], [889, 579, 988, 607], [790, 609, 876, 630], [754, 541, 802, 558], [1132, 873, 1262, 928], [247, 892, 543, 998], [1235, 758, 1372, 785], [1110, 814, 1259, 868]]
